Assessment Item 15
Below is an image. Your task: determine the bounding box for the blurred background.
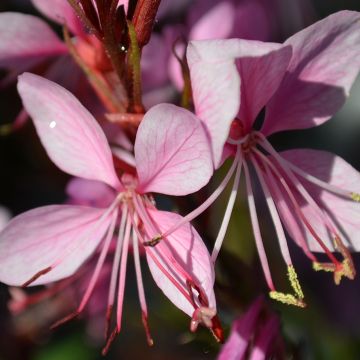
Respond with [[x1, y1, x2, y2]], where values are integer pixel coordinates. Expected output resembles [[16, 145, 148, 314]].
[[0, 0, 360, 359]]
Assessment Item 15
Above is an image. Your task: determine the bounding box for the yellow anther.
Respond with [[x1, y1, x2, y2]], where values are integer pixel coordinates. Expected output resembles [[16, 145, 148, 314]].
[[269, 291, 306, 308], [312, 261, 334, 273], [351, 192, 360, 202], [312, 259, 356, 285], [334, 259, 356, 285], [288, 265, 304, 299], [269, 265, 306, 308], [144, 234, 162, 247]]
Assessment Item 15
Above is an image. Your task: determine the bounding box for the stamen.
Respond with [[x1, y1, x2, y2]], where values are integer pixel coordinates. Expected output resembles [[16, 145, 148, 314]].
[[255, 149, 340, 266], [190, 307, 224, 343], [243, 161, 275, 291], [106, 204, 128, 337], [133, 225, 153, 346], [77, 209, 118, 312], [278, 154, 357, 201], [251, 155, 306, 307], [21, 267, 52, 288], [260, 155, 315, 261], [129, 218, 193, 304], [227, 134, 250, 145], [269, 266, 305, 308], [51, 209, 118, 329], [102, 327, 118, 356], [258, 137, 338, 236], [351, 192, 360, 202], [211, 158, 242, 263], [22, 195, 123, 287], [251, 154, 292, 265], [144, 149, 242, 246], [134, 195, 194, 284], [116, 214, 132, 332]]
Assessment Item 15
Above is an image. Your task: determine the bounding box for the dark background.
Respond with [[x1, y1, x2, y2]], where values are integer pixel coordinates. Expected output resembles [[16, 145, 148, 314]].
[[0, 1, 359, 359]]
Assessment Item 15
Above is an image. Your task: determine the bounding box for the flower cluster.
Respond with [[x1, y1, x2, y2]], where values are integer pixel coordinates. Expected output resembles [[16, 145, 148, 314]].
[[0, 0, 359, 356]]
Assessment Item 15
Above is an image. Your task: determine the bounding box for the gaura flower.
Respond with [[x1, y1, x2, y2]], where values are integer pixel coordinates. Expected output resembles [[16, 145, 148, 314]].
[[0, 0, 129, 132], [148, 11, 360, 307], [0, 73, 221, 352], [218, 297, 284, 360]]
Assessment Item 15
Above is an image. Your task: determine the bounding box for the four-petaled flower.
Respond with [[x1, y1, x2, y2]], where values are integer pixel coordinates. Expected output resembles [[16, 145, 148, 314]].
[[0, 73, 222, 352], [150, 10, 360, 307]]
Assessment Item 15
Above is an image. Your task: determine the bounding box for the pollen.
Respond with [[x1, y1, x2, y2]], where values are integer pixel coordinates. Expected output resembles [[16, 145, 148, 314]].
[[268, 266, 306, 308], [312, 259, 356, 285], [351, 192, 360, 202], [288, 265, 304, 300], [144, 234, 163, 247], [269, 291, 306, 308]]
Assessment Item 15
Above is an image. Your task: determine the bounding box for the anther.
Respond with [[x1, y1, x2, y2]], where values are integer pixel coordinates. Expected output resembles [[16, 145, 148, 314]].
[[21, 266, 52, 287], [269, 291, 306, 308], [268, 265, 306, 308], [144, 234, 162, 247], [50, 310, 80, 330], [351, 192, 360, 202]]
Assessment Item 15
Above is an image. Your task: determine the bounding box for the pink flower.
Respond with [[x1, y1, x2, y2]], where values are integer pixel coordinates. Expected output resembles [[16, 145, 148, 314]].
[[218, 297, 284, 360], [0, 0, 126, 131], [0, 73, 220, 351], [152, 11, 360, 307]]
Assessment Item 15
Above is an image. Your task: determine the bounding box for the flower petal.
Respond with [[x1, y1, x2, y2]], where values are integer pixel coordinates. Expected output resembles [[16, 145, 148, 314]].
[[187, 39, 291, 167], [0, 12, 67, 69], [189, 2, 235, 41], [145, 209, 216, 317], [135, 104, 213, 195], [32, 0, 83, 35], [280, 149, 360, 252], [17, 73, 122, 190], [66, 178, 115, 208], [0, 205, 112, 286], [218, 297, 263, 360], [236, 42, 292, 132], [263, 11, 360, 135], [187, 39, 240, 168]]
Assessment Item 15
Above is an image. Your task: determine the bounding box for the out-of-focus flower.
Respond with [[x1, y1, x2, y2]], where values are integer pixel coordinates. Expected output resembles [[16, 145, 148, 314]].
[[218, 297, 284, 360], [0, 0, 129, 132], [0, 206, 11, 231], [150, 11, 360, 307], [0, 73, 220, 352]]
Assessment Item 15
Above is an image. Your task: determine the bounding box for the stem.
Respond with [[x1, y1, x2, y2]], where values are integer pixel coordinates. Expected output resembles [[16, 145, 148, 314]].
[[126, 21, 145, 113], [63, 26, 125, 113]]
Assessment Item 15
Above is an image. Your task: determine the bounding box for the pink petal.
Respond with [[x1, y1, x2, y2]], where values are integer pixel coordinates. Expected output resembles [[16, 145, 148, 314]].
[[145, 209, 216, 317], [236, 42, 292, 132], [189, 2, 235, 41], [187, 39, 291, 167], [281, 149, 360, 252], [0, 205, 112, 286], [0, 12, 67, 69], [187, 39, 240, 168], [31, 0, 83, 36], [66, 178, 115, 208], [263, 11, 360, 135], [250, 315, 280, 360], [218, 297, 263, 360], [17, 73, 122, 190], [169, 2, 236, 92], [135, 104, 213, 195]]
